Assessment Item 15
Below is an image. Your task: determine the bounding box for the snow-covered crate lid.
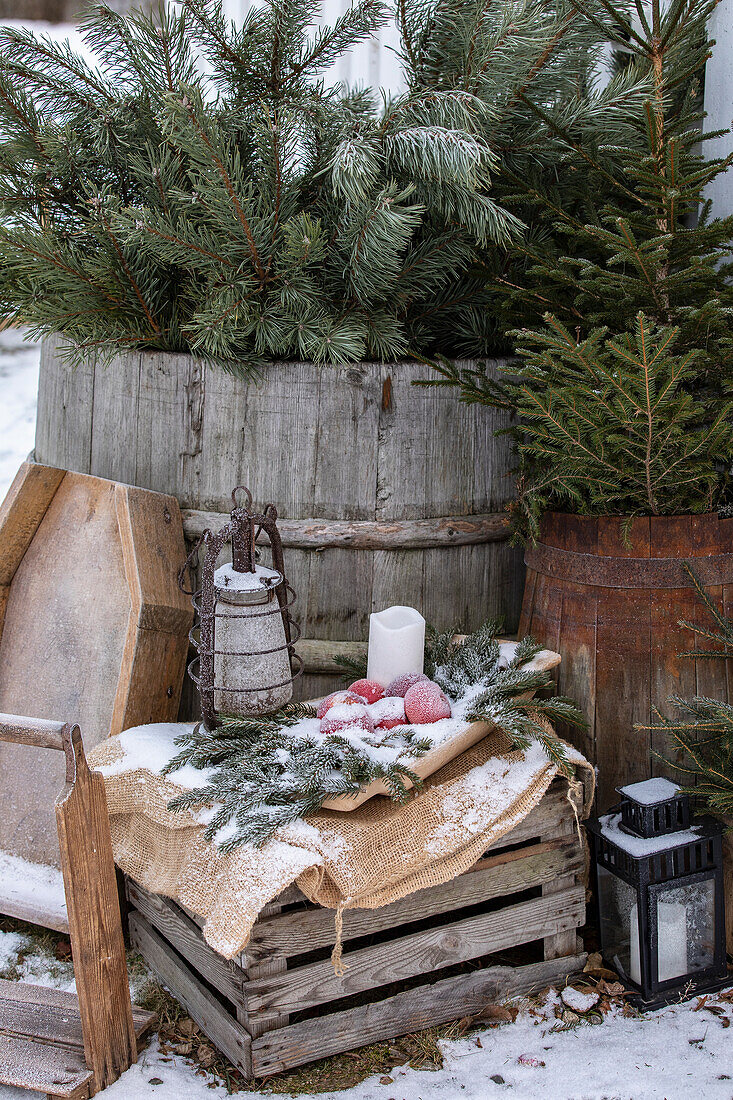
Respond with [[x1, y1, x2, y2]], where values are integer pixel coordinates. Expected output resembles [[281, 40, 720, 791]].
[[616, 777, 691, 840]]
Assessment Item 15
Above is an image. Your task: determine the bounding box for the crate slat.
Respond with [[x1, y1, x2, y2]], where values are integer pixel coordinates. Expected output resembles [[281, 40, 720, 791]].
[[128, 913, 252, 1075], [244, 886, 585, 1015], [246, 838, 583, 961], [126, 881, 244, 1007], [250, 951, 588, 1076]]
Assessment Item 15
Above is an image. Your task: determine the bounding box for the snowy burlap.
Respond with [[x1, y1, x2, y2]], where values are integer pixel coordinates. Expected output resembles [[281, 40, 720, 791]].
[[88, 724, 594, 960]]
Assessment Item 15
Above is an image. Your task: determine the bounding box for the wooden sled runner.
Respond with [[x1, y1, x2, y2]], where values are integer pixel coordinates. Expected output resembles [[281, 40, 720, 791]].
[[0, 713, 155, 1098]]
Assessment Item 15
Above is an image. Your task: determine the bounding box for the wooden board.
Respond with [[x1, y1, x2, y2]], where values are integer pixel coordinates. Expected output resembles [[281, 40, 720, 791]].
[[0, 977, 154, 1098], [0, 714, 156, 1098], [0, 462, 192, 924]]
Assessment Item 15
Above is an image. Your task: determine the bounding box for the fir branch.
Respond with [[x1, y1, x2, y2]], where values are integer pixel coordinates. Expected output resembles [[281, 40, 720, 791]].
[[165, 621, 583, 849]]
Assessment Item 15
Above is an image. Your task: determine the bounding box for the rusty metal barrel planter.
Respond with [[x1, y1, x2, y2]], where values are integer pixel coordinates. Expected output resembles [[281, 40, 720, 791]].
[[519, 512, 733, 811], [34, 336, 524, 707]]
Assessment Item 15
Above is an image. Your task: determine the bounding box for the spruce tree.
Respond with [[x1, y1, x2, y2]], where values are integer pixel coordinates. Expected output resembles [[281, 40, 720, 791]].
[[0, 0, 625, 369], [430, 312, 733, 539], [401, 0, 733, 366], [413, 0, 733, 534]]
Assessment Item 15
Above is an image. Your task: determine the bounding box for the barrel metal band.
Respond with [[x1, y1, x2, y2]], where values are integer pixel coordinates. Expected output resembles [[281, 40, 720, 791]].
[[524, 544, 733, 589]]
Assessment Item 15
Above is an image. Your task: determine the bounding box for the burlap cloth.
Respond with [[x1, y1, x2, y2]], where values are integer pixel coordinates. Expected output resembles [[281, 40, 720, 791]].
[[89, 723, 594, 961]]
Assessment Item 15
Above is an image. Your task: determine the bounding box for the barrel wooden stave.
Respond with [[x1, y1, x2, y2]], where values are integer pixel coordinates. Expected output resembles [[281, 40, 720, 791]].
[[36, 337, 524, 708], [520, 512, 733, 810]]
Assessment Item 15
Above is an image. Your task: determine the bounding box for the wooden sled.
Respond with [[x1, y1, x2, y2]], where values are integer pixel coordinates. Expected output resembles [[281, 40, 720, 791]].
[[0, 713, 155, 1099]]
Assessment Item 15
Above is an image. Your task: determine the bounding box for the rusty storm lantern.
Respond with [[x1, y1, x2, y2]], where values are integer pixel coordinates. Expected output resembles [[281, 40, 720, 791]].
[[181, 487, 302, 729]]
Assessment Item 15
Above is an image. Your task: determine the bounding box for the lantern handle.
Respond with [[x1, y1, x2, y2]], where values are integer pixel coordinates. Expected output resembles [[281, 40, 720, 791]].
[[178, 530, 209, 596], [231, 485, 253, 511]]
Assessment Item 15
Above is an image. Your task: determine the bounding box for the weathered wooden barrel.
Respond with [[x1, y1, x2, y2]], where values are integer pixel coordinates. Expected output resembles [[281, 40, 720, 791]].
[[519, 512, 733, 810], [35, 336, 524, 708]]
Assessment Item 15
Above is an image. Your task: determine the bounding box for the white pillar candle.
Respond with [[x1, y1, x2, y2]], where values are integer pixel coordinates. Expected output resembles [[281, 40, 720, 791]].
[[629, 898, 688, 985], [657, 898, 688, 981], [367, 606, 426, 688]]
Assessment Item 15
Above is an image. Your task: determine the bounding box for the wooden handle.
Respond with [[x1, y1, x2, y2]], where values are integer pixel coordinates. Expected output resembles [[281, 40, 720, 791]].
[[0, 712, 66, 750], [0, 713, 87, 785]]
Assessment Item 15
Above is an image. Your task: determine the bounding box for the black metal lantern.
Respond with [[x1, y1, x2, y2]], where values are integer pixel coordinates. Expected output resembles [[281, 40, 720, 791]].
[[180, 487, 302, 730], [587, 777, 730, 1009]]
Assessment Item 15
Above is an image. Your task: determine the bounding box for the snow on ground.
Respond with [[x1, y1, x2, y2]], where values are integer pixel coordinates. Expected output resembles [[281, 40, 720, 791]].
[[0, 327, 41, 500], [2, 907, 733, 1100], [1, 327, 733, 1100]]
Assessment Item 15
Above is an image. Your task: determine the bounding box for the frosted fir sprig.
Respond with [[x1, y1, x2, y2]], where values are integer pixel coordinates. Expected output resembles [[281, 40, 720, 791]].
[[164, 620, 585, 849]]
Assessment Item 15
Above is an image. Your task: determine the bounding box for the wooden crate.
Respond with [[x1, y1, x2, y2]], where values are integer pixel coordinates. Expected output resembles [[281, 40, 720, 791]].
[[126, 777, 587, 1079]]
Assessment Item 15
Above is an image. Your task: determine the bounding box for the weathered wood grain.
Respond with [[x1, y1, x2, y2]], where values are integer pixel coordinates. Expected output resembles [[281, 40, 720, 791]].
[[35, 335, 95, 477], [245, 840, 583, 961], [183, 510, 510, 548], [56, 725, 137, 1093], [129, 913, 252, 1075], [0, 462, 64, 589], [0, 713, 65, 750], [0, 1031, 93, 1099], [0, 979, 154, 1052], [243, 887, 585, 1015], [250, 953, 587, 1077], [126, 775, 586, 1079], [520, 511, 731, 809], [0, 721, 152, 1100], [0, 468, 192, 877], [125, 882, 243, 1006], [36, 343, 525, 716]]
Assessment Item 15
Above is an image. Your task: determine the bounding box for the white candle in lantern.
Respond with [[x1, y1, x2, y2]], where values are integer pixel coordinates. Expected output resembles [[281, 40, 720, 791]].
[[367, 606, 426, 687], [629, 898, 688, 985]]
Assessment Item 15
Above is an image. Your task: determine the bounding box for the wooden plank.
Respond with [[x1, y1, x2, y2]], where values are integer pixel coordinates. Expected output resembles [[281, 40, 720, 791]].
[[0, 467, 193, 879], [0, 473, 131, 868], [543, 813, 580, 960], [126, 882, 243, 1007], [110, 485, 192, 735], [0, 461, 65, 587], [246, 840, 583, 961], [132, 350, 205, 511], [557, 516, 597, 764], [116, 486, 193, 635], [594, 516, 651, 810], [35, 334, 95, 477], [183, 511, 510, 548], [250, 952, 587, 1077], [236, 897, 290, 1038], [0, 1032, 93, 1099], [243, 886, 585, 1015], [0, 979, 155, 1052], [293, 638, 367, 675], [129, 912, 252, 1077], [649, 517, 697, 782], [691, 515, 728, 709], [56, 725, 137, 1093], [88, 351, 142, 487]]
